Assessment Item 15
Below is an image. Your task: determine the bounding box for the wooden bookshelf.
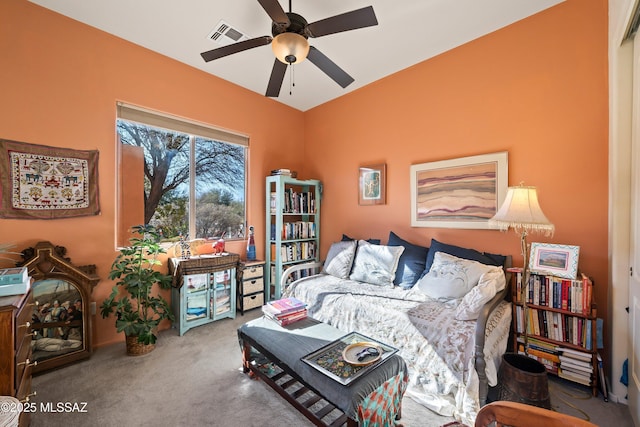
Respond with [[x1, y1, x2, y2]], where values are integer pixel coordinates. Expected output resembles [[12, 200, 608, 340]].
[[510, 268, 598, 396]]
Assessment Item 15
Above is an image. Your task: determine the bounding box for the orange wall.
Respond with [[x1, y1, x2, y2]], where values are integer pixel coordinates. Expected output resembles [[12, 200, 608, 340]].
[[1, 0, 609, 352], [0, 0, 305, 347], [305, 0, 609, 332]]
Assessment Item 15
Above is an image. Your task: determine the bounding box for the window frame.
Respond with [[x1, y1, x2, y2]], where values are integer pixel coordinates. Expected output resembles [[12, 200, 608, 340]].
[[116, 103, 248, 246]]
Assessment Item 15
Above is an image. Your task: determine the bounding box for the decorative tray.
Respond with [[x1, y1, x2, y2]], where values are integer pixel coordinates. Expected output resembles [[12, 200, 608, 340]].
[[301, 331, 397, 385]]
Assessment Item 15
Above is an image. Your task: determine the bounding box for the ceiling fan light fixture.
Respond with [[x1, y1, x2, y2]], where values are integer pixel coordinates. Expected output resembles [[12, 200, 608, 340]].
[[272, 32, 309, 64]]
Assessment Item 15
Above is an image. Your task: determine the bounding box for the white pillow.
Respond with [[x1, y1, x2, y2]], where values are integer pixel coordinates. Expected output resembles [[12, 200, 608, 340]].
[[349, 240, 404, 287], [416, 252, 498, 300], [455, 268, 506, 320], [322, 240, 357, 279]]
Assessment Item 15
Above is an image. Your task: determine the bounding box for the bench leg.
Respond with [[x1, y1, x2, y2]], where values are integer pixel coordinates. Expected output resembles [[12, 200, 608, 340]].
[[241, 341, 256, 378]]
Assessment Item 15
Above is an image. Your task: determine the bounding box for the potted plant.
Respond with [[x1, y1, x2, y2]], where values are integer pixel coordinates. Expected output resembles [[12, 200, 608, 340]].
[[101, 224, 174, 355]]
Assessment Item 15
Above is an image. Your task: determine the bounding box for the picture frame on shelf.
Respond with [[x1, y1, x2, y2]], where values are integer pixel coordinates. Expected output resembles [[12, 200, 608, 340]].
[[529, 243, 580, 279], [409, 151, 508, 229], [359, 163, 386, 205]]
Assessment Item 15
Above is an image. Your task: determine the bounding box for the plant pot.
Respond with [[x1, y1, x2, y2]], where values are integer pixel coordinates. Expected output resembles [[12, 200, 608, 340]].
[[125, 335, 156, 356]]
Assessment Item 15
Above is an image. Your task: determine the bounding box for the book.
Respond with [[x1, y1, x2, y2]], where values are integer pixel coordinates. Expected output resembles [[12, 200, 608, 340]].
[[558, 368, 592, 386], [555, 346, 592, 360], [266, 297, 307, 315], [597, 352, 608, 401], [0, 267, 28, 285], [0, 278, 29, 297], [264, 308, 308, 326]]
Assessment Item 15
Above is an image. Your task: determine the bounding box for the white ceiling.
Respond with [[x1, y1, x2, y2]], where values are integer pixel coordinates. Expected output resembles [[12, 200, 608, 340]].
[[29, 0, 564, 112]]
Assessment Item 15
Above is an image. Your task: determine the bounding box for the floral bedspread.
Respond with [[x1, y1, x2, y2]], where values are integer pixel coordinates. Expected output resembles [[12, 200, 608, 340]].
[[284, 274, 511, 425]]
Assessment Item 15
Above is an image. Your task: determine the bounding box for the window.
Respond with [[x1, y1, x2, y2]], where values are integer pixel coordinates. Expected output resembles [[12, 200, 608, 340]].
[[116, 104, 247, 247]]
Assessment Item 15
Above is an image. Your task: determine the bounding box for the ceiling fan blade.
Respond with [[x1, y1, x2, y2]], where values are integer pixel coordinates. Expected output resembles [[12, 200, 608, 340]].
[[201, 36, 272, 62], [257, 0, 290, 28], [306, 46, 354, 88], [265, 59, 288, 97], [306, 6, 378, 38]]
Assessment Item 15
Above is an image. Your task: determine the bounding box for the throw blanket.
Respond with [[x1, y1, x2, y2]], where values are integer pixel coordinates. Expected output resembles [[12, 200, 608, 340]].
[[284, 274, 511, 425]]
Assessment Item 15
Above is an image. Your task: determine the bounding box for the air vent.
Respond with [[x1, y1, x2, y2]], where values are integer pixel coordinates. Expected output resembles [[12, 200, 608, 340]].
[[207, 20, 250, 46]]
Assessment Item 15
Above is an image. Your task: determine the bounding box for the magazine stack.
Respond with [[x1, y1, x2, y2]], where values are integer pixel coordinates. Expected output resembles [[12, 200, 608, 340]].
[[262, 297, 307, 326]]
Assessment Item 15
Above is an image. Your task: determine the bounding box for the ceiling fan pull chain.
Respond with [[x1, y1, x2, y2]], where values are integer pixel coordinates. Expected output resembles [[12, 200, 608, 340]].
[[290, 64, 295, 95]]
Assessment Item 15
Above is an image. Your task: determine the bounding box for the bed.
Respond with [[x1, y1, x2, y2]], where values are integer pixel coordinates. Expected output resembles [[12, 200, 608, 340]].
[[281, 235, 512, 426]]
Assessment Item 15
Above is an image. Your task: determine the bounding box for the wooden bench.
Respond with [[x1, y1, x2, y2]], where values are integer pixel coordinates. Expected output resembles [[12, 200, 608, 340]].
[[238, 316, 407, 426]]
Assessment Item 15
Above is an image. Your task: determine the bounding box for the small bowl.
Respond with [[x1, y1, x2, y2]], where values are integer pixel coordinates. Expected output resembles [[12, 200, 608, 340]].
[[342, 342, 382, 366]]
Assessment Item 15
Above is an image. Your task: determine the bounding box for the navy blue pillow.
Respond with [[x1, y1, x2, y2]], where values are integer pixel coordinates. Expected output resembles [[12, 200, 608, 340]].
[[341, 234, 381, 245], [387, 231, 429, 289], [423, 238, 507, 276]]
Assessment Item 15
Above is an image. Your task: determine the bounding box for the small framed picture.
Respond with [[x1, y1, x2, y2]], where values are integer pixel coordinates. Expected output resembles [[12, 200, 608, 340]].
[[529, 243, 580, 279], [359, 164, 386, 205]]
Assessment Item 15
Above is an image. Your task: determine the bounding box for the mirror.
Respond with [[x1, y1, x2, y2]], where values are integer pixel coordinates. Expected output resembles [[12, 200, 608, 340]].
[[18, 242, 99, 374], [31, 278, 84, 367]]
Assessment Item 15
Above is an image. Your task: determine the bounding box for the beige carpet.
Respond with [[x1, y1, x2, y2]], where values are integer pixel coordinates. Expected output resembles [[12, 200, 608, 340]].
[[30, 310, 631, 426]]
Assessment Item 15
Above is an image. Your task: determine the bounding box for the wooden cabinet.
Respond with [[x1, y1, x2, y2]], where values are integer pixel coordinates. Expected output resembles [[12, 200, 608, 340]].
[[169, 254, 239, 336], [237, 260, 265, 315], [0, 287, 35, 427], [265, 175, 321, 300], [510, 269, 598, 396]]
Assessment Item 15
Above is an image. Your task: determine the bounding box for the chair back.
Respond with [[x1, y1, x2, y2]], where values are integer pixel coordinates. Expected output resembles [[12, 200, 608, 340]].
[[475, 401, 598, 427]]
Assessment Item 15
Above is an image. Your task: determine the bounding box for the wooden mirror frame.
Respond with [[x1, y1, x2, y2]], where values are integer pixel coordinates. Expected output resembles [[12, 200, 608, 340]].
[[18, 241, 99, 374]]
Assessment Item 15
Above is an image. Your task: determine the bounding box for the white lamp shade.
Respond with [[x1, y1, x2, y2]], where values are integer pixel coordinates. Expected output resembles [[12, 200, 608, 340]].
[[489, 186, 554, 235], [272, 33, 309, 65]]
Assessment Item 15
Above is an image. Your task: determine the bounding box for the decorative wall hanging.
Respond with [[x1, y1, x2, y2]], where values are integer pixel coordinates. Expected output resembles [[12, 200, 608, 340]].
[[359, 163, 386, 205], [410, 152, 508, 229], [0, 139, 100, 219]]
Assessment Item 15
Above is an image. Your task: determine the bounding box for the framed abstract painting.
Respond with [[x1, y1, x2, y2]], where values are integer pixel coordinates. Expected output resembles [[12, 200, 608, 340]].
[[410, 152, 508, 229]]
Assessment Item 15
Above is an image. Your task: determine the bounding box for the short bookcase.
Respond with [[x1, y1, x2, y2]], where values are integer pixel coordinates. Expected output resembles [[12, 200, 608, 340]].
[[510, 268, 599, 396]]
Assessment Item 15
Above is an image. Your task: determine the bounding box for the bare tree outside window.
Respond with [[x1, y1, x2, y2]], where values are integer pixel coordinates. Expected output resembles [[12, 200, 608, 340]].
[[117, 120, 246, 243]]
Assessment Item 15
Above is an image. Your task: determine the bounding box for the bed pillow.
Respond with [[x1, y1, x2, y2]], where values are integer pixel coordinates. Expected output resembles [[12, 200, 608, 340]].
[[322, 240, 358, 279], [416, 252, 498, 300], [349, 240, 404, 287], [454, 268, 506, 320], [422, 238, 507, 277], [341, 234, 381, 245], [387, 231, 429, 289]]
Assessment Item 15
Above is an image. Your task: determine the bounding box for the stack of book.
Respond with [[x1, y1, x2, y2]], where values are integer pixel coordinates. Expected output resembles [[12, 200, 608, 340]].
[[556, 346, 594, 386], [271, 168, 297, 177], [0, 267, 29, 297], [519, 337, 560, 374], [262, 297, 308, 326]]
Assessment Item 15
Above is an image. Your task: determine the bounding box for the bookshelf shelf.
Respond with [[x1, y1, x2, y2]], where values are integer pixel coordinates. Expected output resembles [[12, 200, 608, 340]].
[[265, 175, 321, 301], [510, 268, 598, 396]]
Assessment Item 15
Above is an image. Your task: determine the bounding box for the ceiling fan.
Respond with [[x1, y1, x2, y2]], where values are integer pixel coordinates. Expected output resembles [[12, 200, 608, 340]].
[[200, 0, 378, 97]]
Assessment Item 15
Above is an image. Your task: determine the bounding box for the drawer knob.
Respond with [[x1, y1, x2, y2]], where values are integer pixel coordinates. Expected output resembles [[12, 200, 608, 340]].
[[17, 358, 38, 368], [20, 321, 31, 329], [20, 391, 37, 403], [29, 301, 40, 308]]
